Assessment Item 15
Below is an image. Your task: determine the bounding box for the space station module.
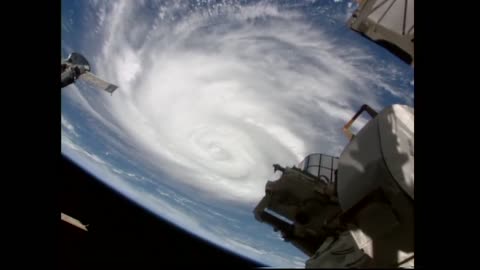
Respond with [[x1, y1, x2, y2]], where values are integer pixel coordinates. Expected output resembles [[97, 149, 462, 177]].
[[348, 0, 414, 66], [253, 104, 414, 268], [61, 52, 118, 93]]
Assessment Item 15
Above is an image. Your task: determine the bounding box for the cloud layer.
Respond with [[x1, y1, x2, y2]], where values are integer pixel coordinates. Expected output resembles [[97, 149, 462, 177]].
[[68, 0, 413, 205]]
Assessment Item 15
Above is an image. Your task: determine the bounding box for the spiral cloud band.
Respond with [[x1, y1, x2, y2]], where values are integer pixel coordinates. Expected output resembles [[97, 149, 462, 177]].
[[65, 0, 413, 205]]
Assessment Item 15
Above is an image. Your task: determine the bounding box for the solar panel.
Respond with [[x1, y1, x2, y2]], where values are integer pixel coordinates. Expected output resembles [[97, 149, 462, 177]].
[[79, 71, 118, 94]]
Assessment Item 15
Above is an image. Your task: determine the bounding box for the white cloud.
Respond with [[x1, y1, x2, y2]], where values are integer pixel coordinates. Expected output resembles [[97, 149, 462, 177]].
[[68, 0, 413, 204], [61, 115, 78, 137], [61, 136, 106, 168], [61, 83, 127, 139], [218, 234, 306, 268]]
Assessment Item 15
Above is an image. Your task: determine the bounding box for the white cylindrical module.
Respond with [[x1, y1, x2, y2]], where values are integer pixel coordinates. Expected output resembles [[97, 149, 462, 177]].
[[336, 104, 414, 211]]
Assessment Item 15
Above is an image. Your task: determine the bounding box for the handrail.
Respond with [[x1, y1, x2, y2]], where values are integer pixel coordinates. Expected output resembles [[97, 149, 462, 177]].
[[343, 104, 378, 141]]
